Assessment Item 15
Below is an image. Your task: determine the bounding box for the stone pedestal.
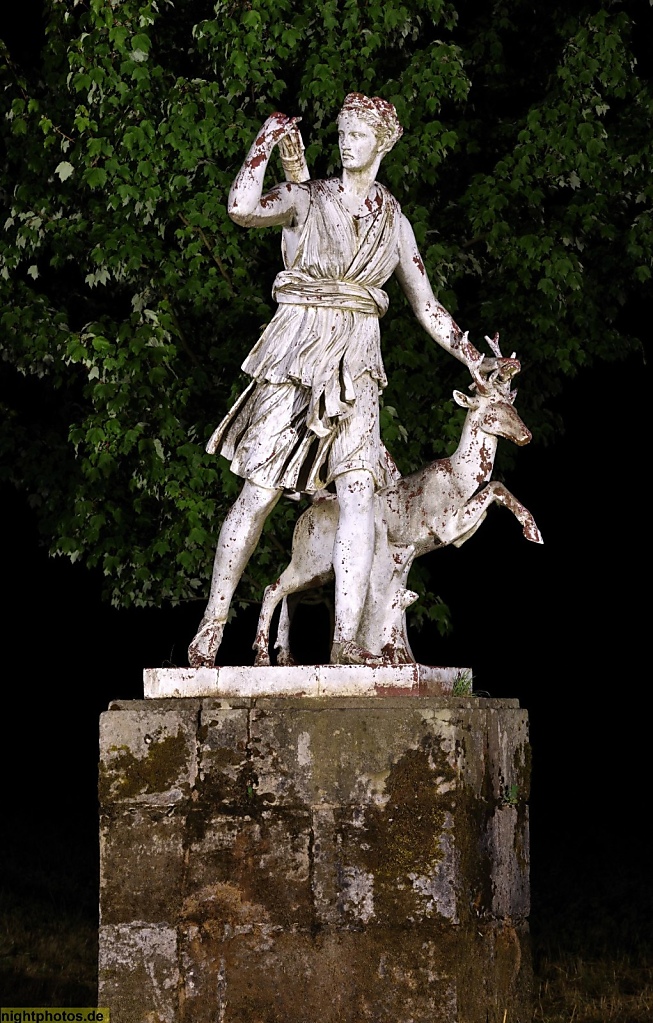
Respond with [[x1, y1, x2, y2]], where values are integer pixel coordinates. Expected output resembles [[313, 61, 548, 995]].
[[99, 694, 531, 1022]]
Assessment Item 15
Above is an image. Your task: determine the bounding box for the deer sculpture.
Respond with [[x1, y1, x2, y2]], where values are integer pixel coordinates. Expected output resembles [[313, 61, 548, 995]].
[[253, 337, 543, 666]]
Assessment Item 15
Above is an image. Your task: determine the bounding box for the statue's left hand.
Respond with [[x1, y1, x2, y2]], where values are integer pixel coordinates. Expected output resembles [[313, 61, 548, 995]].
[[481, 333, 520, 379], [479, 356, 498, 374], [478, 354, 521, 382]]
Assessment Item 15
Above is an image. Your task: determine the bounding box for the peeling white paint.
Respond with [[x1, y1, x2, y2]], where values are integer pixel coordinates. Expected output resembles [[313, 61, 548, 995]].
[[408, 829, 457, 922], [341, 866, 375, 923], [354, 769, 391, 806], [99, 923, 179, 1022], [297, 730, 312, 767]]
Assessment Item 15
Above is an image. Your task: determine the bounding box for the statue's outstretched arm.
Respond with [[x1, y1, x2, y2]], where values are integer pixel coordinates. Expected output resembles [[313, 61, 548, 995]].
[[228, 113, 307, 228], [394, 215, 485, 371]]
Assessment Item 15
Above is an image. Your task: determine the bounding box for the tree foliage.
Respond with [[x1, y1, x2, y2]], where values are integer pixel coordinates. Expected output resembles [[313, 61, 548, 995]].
[[0, 0, 650, 615]]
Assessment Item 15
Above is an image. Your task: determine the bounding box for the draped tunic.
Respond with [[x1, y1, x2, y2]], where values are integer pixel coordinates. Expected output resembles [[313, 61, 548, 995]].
[[207, 178, 403, 491]]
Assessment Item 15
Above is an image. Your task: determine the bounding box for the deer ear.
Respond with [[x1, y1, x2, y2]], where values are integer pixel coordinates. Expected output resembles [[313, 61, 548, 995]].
[[453, 389, 477, 409]]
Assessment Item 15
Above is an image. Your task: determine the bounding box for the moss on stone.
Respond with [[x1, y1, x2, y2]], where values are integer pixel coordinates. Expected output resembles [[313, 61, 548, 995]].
[[99, 730, 189, 802]]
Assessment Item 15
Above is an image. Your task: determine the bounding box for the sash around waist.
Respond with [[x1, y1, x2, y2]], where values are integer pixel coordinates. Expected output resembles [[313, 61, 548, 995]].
[[272, 271, 389, 318]]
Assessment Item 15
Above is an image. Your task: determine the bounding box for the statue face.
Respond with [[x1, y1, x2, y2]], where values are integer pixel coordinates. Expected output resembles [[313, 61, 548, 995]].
[[337, 113, 380, 172]]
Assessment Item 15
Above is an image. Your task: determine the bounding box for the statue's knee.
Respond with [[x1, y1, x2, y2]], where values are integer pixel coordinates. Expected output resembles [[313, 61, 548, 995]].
[[334, 468, 375, 509]]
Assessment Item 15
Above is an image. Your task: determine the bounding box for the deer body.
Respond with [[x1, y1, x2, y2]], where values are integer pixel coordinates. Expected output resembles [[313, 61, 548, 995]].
[[253, 368, 542, 666]]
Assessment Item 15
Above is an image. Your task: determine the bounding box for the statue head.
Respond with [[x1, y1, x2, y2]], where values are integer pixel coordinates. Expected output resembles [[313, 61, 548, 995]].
[[337, 93, 403, 156]]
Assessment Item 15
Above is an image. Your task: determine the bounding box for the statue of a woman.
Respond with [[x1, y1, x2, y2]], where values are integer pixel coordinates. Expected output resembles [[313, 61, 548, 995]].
[[189, 93, 491, 667]]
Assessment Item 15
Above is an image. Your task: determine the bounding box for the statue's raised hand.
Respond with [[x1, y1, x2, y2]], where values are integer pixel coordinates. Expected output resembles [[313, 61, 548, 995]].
[[255, 113, 302, 155], [278, 123, 304, 163], [230, 113, 306, 220], [278, 119, 309, 184]]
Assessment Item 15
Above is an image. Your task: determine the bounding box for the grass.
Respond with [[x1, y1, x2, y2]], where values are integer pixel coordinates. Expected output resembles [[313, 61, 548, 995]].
[[533, 951, 653, 1022], [452, 669, 474, 696], [530, 834, 652, 1022], [0, 831, 97, 1004]]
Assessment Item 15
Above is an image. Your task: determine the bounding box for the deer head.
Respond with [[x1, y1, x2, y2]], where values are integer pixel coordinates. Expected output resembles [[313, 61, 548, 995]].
[[454, 335, 531, 447]]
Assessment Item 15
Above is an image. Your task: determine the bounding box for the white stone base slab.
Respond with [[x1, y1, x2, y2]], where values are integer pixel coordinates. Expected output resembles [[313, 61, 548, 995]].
[[143, 663, 472, 700]]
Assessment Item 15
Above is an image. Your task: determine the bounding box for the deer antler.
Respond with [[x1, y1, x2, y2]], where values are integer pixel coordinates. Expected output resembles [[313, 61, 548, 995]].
[[470, 360, 492, 396], [486, 332, 503, 359], [484, 333, 520, 383], [470, 332, 521, 396]]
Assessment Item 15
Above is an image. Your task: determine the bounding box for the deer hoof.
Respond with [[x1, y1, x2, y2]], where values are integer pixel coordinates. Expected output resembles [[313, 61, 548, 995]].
[[523, 521, 544, 544]]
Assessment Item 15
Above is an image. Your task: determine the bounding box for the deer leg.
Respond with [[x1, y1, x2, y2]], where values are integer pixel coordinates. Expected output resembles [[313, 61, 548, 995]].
[[253, 578, 285, 666], [252, 499, 339, 665], [488, 483, 543, 543], [439, 482, 542, 545], [254, 566, 335, 666], [275, 596, 295, 666]]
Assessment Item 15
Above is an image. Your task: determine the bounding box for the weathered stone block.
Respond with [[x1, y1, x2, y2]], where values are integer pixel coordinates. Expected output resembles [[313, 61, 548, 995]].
[[99, 696, 532, 1022], [184, 812, 314, 931], [100, 699, 200, 806], [99, 923, 179, 1023], [100, 808, 187, 925]]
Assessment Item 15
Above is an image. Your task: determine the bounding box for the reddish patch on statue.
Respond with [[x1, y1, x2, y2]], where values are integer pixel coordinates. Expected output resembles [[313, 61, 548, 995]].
[[374, 683, 423, 697], [249, 152, 267, 169], [413, 254, 425, 275], [478, 445, 493, 479], [461, 338, 482, 362]]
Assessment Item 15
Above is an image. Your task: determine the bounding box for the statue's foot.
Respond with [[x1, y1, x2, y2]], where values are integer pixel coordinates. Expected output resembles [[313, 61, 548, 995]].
[[276, 648, 297, 667], [381, 643, 414, 666], [188, 616, 226, 668], [330, 640, 386, 667]]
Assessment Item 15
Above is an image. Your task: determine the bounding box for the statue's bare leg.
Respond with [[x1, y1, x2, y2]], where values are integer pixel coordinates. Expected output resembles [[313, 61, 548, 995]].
[[188, 480, 282, 667], [330, 469, 384, 665]]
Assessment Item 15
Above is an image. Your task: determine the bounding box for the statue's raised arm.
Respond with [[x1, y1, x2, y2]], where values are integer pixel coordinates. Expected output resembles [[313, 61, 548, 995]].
[[227, 114, 308, 227]]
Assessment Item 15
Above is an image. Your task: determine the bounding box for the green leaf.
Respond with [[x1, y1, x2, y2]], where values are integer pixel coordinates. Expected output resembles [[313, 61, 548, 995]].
[[85, 167, 108, 189]]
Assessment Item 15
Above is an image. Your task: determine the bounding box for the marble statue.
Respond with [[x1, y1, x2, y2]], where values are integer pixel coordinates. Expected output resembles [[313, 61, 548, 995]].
[[188, 94, 508, 668], [253, 336, 543, 667]]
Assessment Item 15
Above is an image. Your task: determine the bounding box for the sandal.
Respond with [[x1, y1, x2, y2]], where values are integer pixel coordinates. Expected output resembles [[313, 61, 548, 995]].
[[330, 640, 386, 667]]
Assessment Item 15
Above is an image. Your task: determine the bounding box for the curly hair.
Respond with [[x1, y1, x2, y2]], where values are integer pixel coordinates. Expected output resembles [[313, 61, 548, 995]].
[[337, 93, 404, 152]]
